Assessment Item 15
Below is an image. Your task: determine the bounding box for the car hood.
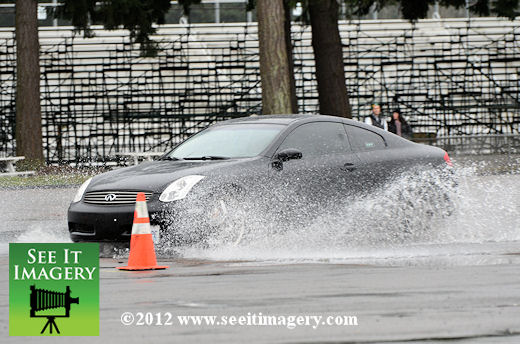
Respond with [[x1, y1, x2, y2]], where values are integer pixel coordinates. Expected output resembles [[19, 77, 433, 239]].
[[87, 158, 260, 193]]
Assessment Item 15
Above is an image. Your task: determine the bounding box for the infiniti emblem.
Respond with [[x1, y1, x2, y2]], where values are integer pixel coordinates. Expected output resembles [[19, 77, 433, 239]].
[[105, 193, 117, 202]]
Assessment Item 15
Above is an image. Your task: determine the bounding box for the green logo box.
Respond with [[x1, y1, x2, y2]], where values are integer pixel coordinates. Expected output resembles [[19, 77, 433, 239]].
[[9, 243, 99, 336]]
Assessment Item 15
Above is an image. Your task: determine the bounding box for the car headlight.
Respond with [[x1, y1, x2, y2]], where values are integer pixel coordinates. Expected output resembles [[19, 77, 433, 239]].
[[159, 175, 205, 202], [72, 177, 92, 203]]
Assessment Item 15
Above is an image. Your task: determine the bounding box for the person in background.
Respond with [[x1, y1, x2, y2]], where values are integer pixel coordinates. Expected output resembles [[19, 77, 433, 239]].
[[388, 109, 412, 139], [365, 102, 388, 131]]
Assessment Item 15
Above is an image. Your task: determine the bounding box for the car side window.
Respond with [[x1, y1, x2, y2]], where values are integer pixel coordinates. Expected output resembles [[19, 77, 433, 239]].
[[277, 122, 350, 157], [345, 125, 386, 152]]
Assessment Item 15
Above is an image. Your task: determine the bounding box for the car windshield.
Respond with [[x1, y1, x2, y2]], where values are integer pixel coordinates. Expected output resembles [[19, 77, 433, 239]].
[[165, 123, 284, 159]]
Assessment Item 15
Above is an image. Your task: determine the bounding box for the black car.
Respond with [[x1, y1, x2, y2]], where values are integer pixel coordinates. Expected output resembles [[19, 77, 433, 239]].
[[68, 114, 453, 244]]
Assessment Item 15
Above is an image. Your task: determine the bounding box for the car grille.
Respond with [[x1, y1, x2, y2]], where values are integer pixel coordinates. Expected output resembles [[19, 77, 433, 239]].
[[83, 191, 153, 205]]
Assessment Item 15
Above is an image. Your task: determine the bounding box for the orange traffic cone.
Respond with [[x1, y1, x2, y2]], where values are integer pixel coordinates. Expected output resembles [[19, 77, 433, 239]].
[[117, 192, 168, 271]]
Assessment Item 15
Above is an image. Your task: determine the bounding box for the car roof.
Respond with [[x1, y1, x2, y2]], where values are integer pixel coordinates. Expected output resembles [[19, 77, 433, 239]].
[[216, 114, 316, 125], [216, 114, 368, 128]]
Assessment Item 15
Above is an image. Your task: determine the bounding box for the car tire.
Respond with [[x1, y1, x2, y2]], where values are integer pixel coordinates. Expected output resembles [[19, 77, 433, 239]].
[[205, 186, 247, 247]]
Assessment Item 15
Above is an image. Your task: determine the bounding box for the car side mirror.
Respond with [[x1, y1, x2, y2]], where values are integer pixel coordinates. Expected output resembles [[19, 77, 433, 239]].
[[274, 148, 303, 162]]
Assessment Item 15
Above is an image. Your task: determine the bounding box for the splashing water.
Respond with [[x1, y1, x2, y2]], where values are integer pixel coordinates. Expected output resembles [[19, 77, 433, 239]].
[[2, 156, 518, 264], [158, 157, 520, 263]]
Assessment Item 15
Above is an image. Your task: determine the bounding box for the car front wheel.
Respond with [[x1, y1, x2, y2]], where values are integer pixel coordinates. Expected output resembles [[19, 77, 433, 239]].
[[205, 189, 247, 247]]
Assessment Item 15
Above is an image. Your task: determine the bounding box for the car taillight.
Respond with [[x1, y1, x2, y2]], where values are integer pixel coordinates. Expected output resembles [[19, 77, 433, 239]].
[[444, 152, 453, 167]]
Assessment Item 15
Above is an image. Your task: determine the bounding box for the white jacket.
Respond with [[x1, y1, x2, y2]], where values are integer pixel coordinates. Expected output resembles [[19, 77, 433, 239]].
[[365, 115, 388, 131]]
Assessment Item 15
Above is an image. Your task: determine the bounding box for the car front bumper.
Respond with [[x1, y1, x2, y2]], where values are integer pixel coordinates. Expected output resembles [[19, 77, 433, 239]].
[[67, 200, 164, 242]]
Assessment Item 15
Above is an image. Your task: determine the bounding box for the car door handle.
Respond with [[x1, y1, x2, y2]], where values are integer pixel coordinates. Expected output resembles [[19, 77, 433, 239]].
[[342, 163, 357, 172]]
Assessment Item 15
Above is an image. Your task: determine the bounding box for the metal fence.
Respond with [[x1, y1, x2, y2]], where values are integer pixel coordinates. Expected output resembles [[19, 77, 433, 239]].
[[0, 18, 519, 164], [415, 134, 520, 155]]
